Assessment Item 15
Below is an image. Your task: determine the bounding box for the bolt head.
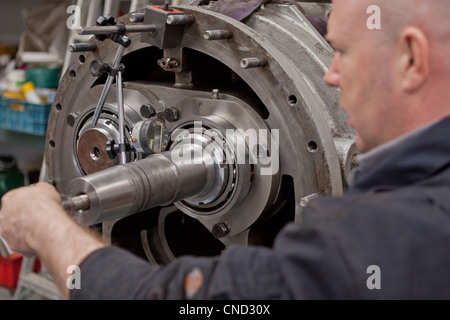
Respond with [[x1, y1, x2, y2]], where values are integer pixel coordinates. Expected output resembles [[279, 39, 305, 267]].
[[140, 104, 156, 119], [67, 113, 78, 127], [164, 107, 180, 122], [212, 223, 229, 238]]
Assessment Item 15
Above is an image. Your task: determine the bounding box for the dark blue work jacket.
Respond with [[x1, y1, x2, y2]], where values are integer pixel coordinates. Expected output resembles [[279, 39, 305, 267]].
[[72, 117, 450, 300]]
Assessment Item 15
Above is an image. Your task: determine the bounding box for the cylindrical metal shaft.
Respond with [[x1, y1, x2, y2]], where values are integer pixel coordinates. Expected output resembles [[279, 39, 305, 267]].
[[65, 148, 213, 226], [116, 70, 127, 165]]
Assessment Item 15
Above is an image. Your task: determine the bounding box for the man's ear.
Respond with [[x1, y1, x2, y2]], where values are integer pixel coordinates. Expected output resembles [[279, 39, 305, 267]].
[[398, 26, 430, 92]]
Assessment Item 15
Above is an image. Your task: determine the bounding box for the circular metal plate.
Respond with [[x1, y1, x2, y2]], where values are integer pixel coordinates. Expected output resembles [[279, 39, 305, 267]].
[[77, 128, 115, 174]]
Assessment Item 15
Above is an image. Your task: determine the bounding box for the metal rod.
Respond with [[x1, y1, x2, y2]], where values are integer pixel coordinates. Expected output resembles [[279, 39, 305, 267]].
[[116, 70, 127, 165], [76, 24, 156, 36], [92, 44, 126, 126], [61, 194, 90, 214], [69, 43, 97, 53]]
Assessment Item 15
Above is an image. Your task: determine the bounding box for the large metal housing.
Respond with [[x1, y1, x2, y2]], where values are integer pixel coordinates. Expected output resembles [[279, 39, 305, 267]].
[[45, 1, 357, 264]]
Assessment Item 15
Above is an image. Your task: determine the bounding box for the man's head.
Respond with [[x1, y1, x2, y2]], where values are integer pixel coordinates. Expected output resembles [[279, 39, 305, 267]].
[[324, 0, 450, 152]]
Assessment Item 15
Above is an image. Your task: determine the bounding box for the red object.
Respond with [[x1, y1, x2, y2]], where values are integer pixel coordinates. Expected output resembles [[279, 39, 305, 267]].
[[0, 254, 41, 289], [150, 5, 183, 13]]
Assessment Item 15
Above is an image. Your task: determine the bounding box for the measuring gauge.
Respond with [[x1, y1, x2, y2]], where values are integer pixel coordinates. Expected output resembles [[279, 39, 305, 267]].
[[131, 119, 170, 155]]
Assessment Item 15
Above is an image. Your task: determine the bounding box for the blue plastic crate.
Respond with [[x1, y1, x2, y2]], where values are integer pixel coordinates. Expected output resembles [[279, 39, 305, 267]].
[[0, 96, 52, 136]]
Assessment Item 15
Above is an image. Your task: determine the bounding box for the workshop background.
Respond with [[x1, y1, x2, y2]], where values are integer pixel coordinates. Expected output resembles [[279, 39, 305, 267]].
[[0, 0, 166, 300]]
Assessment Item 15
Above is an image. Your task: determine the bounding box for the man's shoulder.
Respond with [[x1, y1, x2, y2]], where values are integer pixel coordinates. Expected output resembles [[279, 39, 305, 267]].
[[304, 185, 450, 226], [275, 185, 450, 300]]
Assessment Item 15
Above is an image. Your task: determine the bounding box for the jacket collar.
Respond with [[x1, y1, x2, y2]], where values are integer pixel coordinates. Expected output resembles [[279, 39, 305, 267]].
[[349, 116, 450, 194]]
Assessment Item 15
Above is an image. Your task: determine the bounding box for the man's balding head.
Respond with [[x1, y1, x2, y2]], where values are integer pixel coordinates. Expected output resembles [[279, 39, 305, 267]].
[[324, 0, 450, 152], [331, 0, 449, 44]]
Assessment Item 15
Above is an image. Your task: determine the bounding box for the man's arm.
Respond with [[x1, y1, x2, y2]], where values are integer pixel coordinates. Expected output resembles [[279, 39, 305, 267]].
[[0, 182, 105, 299]]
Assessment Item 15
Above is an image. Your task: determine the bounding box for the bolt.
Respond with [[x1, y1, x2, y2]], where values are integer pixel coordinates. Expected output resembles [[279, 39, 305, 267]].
[[130, 12, 145, 23], [300, 192, 325, 208], [67, 112, 79, 127], [140, 104, 156, 119], [166, 14, 195, 26], [204, 30, 233, 41], [240, 57, 268, 69], [211, 89, 220, 100], [212, 223, 229, 238], [164, 107, 180, 122]]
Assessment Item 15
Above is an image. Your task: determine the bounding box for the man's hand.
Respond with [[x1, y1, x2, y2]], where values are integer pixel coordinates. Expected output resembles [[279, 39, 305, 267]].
[[0, 182, 63, 256], [0, 182, 105, 299]]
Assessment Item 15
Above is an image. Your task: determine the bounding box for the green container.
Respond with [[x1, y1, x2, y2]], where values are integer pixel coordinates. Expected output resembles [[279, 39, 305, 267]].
[[0, 156, 25, 200], [26, 67, 62, 89]]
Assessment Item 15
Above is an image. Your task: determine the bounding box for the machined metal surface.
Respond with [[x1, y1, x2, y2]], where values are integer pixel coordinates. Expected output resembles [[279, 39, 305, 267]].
[[66, 148, 212, 225], [46, 2, 356, 264]]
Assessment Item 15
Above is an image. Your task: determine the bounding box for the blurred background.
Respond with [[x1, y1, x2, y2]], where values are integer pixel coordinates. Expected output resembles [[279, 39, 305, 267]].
[[0, 0, 168, 300]]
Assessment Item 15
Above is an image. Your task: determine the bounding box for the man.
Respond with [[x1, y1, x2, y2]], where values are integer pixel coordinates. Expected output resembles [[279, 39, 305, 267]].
[[1, 0, 450, 299]]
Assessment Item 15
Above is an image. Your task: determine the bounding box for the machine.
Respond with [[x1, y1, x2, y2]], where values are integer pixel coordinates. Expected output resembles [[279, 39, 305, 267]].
[[45, 0, 358, 265]]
